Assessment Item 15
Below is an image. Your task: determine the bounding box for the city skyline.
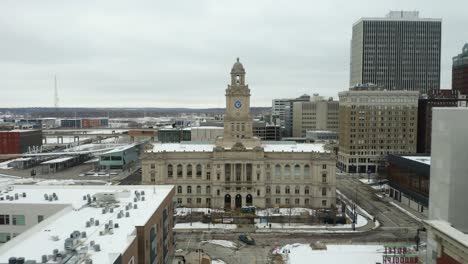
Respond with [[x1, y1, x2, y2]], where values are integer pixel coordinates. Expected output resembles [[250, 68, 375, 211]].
[[1, 0, 467, 108]]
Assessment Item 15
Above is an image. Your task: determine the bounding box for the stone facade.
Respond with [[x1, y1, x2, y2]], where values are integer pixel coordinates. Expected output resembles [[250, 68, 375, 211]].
[[142, 59, 336, 210], [337, 84, 419, 174]]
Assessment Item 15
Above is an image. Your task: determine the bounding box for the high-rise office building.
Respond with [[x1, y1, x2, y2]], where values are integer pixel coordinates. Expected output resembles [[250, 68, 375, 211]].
[[452, 43, 468, 95], [292, 94, 339, 137], [417, 90, 468, 154], [337, 84, 419, 174], [350, 11, 442, 95], [272, 94, 310, 136]]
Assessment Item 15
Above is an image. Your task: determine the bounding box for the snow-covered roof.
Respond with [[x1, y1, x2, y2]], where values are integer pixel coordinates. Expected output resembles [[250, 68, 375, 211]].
[[0, 185, 173, 264], [41, 156, 75, 164], [149, 142, 327, 153], [151, 143, 215, 152], [191, 126, 224, 130], [402, 156, 431, 166], [0, 129, 40, 133], [425, 220, 468, 248], [261, 143, 326, 153], [100, 144, 136, 155]]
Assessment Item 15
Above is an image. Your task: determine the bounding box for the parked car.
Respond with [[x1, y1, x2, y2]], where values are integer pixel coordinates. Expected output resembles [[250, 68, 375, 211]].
[[238, 234, 255, 245]]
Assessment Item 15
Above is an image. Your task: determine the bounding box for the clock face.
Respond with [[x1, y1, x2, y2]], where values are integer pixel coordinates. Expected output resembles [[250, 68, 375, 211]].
[[234, 100, 242, 109]]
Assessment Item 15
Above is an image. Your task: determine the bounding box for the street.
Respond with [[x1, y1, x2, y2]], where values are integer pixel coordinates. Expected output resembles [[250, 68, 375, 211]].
[[175, 175, 426, 263]]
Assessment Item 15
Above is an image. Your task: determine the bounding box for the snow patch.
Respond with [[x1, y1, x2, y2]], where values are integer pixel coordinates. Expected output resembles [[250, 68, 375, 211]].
[[204, 240, 237, 249], [274, 244, 385, 264]]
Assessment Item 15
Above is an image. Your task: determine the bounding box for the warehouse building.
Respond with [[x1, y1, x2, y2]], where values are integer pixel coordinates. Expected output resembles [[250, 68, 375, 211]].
[[0, 130, 42, 154], [99, 143, 143, 170]]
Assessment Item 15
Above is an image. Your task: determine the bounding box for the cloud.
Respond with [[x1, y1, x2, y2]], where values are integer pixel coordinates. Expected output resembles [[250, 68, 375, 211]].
[[0, 0, 467, 107]]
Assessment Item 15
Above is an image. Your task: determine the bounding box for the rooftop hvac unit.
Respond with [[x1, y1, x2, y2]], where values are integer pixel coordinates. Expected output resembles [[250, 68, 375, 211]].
[[93, 192, 117, 202]]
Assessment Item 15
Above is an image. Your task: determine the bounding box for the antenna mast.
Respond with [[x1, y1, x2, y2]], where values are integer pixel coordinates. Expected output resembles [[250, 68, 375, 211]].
[[54, 75, 59, 108]]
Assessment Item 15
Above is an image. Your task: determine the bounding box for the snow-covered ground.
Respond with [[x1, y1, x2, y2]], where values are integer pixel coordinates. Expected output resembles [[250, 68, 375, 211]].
[[0, 159, 14, 169], [204, 240, 237, 249], [359, 178, 378, 184], [256, 208, 315, 217], [174, 207, 225, 217], [275, 244, 384, 264], [256, 214, 367, 230], [211, 259, 226, 264], [173, 222, 236, 230]]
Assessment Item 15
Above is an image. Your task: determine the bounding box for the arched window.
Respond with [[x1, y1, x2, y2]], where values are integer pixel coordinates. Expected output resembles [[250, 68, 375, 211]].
[[167, 164, 173, 177], [284, 165, 291, 177], [275, 185, 281, 194], [304, 164, 310, 178], [177, 186, 182, 194], [187, 186, 192, 194], [275, 165, 281, 177], [177, 164, 183, 177], [187, 164, 193, 177], [266, 186, 271, 194], [285, 186, 290, 194], [196, 164, 202, 177], [295, 186, 300, 194], [305, 186, 310, 195], [206, 185, 211, 194], [196, 185, 201, 194], [294, 165, 301, 177]]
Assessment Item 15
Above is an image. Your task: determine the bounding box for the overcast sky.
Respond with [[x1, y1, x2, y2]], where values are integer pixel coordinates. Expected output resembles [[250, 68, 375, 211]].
[[1, 0, 467, 108]]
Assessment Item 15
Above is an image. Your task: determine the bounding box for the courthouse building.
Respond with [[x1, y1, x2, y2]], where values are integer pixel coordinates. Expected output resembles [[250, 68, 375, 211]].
[[142, 59, 336, 210]]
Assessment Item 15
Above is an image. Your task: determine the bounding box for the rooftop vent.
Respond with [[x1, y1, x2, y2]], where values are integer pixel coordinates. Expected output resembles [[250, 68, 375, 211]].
[[93, 244, 100, 252]]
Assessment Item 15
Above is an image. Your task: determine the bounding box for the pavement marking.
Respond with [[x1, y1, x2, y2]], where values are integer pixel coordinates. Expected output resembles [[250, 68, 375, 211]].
[[185, 232, 192, 251]]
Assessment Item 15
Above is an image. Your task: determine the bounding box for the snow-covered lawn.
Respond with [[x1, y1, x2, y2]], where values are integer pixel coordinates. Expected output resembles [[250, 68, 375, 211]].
[[255, 214, 367, 229], [173, 221, 237, 230], [204, 240, 237, 249], [275, 244, 384, 264], [256, 208, 315, 217], [174, 207, 225, 217]]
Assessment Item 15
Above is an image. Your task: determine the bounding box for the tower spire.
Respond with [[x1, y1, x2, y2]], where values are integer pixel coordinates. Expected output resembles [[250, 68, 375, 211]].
[[54, 75, 59, 108]]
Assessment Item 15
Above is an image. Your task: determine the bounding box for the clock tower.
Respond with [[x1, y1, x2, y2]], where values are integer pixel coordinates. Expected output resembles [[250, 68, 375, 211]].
[[224, 58, 253, 139], [216, 58, 261, 149]]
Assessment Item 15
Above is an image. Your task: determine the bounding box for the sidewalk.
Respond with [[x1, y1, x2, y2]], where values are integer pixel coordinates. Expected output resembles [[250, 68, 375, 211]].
[[379, 193, 427, 222], [354, 175, 428, 222]]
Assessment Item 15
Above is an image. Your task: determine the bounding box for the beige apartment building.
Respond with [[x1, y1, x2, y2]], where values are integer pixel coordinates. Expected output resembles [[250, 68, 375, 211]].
[[142, 59, 336, 210], [337, 84, 419, 174], [292, 94, 339, 137], [0, 185, 175, 264]]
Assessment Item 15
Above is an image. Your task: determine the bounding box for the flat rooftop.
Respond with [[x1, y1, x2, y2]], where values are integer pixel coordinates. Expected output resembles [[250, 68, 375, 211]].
[[149, 142, 327, 153], [401, 156, 431, 166], [425, 220, 468, 248], [0, 185, 173, 264]]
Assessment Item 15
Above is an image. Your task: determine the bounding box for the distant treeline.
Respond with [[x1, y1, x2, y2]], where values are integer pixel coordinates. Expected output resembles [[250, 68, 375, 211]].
[[0, 107, 271, 118]]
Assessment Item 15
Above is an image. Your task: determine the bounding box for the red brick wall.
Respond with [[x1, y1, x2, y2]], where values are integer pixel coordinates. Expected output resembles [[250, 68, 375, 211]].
[[453, 66, 468, 95], [437, 252, 462, 264], [0, 132, 20, 154]]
